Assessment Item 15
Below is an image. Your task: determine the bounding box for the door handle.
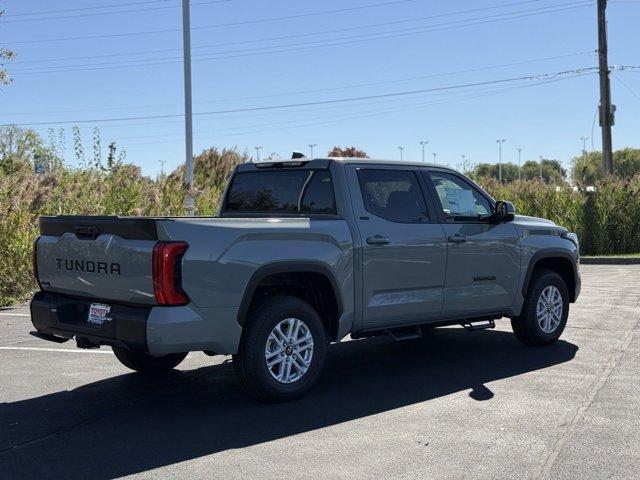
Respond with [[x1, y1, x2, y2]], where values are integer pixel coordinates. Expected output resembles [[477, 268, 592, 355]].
[[367, 235, 390, 245], [448, 233, 467, 243]]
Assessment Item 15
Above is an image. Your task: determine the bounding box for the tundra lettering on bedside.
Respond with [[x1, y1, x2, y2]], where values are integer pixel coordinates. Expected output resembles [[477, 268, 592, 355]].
[[55, 258, 121, 275]]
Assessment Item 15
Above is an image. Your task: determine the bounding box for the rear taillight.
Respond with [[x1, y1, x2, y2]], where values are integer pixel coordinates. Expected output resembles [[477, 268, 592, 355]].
[[32, 236, 41, 287], [152, 241, 189, 306]]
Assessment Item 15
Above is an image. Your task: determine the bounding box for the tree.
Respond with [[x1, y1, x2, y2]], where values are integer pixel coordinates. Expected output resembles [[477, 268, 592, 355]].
[[520, 158, 566, 183], [0, 126, 63, 174], [571, 148, 640, 185], [469, 160, 565, 183], [470, 162, 520, 183], [327, 146, 368, 158], [1, 10, 15, 86]]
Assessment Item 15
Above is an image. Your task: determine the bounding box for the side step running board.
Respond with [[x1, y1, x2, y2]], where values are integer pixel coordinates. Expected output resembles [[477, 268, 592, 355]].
[[385, 326, 422, 341], [461, 319, 495, 332], [30, 330, 70, 343]]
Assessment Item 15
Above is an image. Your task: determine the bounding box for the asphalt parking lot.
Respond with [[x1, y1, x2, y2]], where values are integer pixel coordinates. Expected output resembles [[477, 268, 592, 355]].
[[1, 265, 639, 479]]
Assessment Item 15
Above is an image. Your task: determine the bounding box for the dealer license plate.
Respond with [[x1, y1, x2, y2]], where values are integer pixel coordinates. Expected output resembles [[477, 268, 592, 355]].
[[87, 303, 111, 326]]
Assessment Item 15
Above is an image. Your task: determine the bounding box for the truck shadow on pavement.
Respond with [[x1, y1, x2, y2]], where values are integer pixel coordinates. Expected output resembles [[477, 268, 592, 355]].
[[2, 328, 578, 479]]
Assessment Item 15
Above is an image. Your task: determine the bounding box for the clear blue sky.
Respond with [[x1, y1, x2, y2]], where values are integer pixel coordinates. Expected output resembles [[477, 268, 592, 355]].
[[1, 0, 638, 176]]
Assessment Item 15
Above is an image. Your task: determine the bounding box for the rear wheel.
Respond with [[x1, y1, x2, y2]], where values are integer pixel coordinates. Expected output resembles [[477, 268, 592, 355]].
[[233, 295, 328, 402], [112, 346, 187, 374], [511, 269, 569, 346]]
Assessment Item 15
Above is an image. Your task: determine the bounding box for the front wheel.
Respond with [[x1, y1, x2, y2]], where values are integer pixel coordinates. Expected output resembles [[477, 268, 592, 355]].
[[233, 295, 328, 402], [511, 269, 569, 346], [112, 346, 187, 374]]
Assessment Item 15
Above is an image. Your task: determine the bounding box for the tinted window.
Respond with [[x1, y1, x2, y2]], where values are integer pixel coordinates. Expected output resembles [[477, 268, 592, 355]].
[[357, 169, 428, 223], [225, 170, 336, 214], [429, 172, 492, 221]]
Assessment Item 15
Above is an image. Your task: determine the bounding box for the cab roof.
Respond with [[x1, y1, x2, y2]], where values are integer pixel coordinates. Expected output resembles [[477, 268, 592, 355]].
[[248, 157, 459, 173]]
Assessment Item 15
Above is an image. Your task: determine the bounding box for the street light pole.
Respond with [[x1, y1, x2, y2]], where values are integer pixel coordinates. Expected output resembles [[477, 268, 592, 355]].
[[419, 141, 428, 162], [461, 155, 469, 173], [308, 144, 317, 158], [432, 152, 438, 164], [254, 146, 262, 162], [496, 139, 506, 183], [580, 136, 589, 154], [398, 146, 404, 161], [517, 147, 522, 181], [539, 155, 544, 182], [182, 0, 195, 216]]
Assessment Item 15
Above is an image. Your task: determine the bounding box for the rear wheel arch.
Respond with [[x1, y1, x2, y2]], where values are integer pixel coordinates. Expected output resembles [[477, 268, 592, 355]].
[[237, 262, 343, 341], [522, 250, 577, 302]]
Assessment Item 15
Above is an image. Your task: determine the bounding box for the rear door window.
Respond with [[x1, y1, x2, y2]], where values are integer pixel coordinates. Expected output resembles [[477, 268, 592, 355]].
[[357, 169, 429, 223], [225, 170, 336, 214]]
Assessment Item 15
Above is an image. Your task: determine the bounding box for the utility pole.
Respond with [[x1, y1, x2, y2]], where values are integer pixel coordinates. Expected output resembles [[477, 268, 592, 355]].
[[580, 136, 589, 154], [254, 146, 262, 162], [398, 146, 404, 161], [597, 0, 614, 175], [159, 159, 166, 178], [517, 147, 522, 181], [182, 0, 195, 215], [419, 140, 428, 162], [308, 144, 317, 158], [432, 152, 438, 164], [496, 139, 506, 183]]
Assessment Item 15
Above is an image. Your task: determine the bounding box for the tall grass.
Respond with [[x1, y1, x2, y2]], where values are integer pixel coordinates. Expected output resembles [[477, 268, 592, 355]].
[[0, 148, 246, 306], [482, 177, 640, 255], [1, 155, 638, 306]]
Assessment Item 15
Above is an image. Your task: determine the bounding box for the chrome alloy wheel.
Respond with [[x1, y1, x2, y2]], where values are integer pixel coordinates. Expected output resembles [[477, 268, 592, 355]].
[[536, 285, 563, 334], [265, 318, 314, 384]]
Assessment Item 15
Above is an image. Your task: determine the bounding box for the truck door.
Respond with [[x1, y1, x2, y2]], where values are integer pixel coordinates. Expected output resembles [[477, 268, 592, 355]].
[[345, 165, 447, 328], [422, 169, 520, 315]]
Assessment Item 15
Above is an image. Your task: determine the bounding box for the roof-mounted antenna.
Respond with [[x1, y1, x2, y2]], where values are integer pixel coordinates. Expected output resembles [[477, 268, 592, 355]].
[[291, 151, 306, 159]]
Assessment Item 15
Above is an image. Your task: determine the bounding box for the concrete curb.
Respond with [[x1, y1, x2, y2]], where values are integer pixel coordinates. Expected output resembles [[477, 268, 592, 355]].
[[581, 256, 640, 265]]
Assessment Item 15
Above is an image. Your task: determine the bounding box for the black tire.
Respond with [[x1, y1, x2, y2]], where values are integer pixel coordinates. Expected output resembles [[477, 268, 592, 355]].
[[112, 346, 187, 374], [233, 295, 328, 402], [511, 269, 570, 346]]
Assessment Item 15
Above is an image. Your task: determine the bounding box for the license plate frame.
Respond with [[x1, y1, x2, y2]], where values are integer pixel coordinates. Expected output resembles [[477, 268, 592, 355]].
[[87, 303, 112, 326]]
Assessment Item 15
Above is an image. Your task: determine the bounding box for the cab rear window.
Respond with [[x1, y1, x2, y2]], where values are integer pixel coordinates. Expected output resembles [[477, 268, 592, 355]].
[[225, 170, 336, 214]]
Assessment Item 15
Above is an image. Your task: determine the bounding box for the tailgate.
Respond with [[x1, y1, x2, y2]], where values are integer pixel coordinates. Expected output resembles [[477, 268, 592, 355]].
[[36, 216, 159, 305]]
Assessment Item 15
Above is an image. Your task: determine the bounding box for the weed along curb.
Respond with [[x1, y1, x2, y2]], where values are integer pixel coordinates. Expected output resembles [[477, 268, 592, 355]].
[[580, 256, 640, 265]]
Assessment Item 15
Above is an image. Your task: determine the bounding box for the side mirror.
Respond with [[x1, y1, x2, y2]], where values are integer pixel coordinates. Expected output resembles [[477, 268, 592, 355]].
[[495, 200, 516, 222]]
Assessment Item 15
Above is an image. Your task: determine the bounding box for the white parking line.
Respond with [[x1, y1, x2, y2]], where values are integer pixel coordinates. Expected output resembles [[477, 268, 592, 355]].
[[0, 313, 30, 317], [0, 346, 112, 354]]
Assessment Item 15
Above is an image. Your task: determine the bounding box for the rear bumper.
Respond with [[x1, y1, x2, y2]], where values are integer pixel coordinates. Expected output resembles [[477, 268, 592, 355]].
[[30, 291, 149, 351], [30, 291, 243, 355]]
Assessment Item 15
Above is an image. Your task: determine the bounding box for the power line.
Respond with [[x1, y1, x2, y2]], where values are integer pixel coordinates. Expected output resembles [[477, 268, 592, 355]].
[[0, 68, 598, 127], [29, 79, 560, 132], [8, 2, 595, 75], [2, 0, 416, 44], [104, 81, 572, 140], [27, 69, 593, 134], [3, 52, 591, 116], [9, 0, 546, 62], [125, 72, 594, 145], [612, 73, 640, 101], [3, 0, 173, 17], [1, 0, 230, 23]]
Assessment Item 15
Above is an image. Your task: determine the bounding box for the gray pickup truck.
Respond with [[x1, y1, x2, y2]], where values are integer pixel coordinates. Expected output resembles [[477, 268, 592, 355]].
[[31, 158, 580, 401]]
